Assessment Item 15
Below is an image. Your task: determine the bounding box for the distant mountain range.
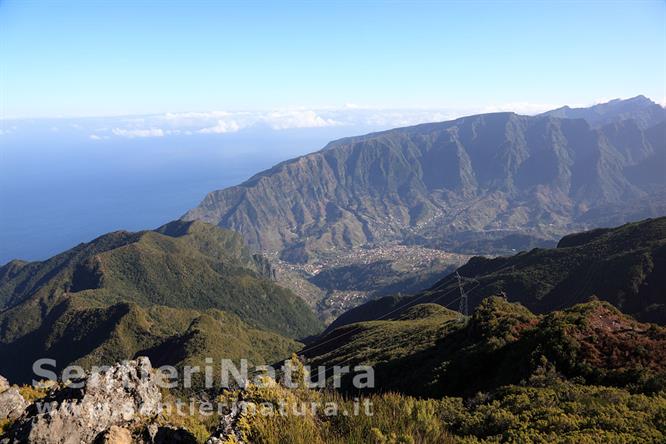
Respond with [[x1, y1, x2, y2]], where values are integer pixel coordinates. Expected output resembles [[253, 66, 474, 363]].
[[184, 96, 666, 263], [327, 217, 666, 331], [0, 221, 320, 383]]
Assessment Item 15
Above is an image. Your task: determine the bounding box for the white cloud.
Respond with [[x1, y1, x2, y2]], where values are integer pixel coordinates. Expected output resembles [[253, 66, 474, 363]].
[[164, 111, 232, 121], [89, 134, 111, 140], [183, 109, 341, 133], [481, 102, 557, 115], [261, 110, 339, 130], [592, 97, 614, 105], [198, 119, 242, 134], [361, 110, 457, 127], [9, 103, 577, 142], [111, 128, 165, 138], [82, 108, 467, 137]]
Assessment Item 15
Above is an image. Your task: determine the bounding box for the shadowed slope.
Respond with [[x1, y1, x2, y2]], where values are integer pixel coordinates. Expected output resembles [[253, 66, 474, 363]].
[[305, 298, 666, 397], [328, 217, 666, 329]]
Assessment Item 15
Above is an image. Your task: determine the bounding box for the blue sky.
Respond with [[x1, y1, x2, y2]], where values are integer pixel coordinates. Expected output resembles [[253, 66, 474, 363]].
[[1, 0, 665, 118]]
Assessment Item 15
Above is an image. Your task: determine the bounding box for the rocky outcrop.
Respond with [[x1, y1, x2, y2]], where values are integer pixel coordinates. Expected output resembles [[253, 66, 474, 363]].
[[5, 358, 161, 444], [0, 375, 27, 421], [0, 376, 8, 393], [252, 253, 277, 280], [94, 426, 132, 444]]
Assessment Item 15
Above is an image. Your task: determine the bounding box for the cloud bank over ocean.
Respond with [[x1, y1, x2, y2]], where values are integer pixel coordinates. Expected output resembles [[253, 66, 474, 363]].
[[1, 102, 565, 141]]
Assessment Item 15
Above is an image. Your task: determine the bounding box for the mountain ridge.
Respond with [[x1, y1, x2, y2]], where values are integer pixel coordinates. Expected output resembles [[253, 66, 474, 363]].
[[0, 220, 321, 383], [540, 95, 666, 129], [184, 97, 666, 264], [326, 216, 666, 331]]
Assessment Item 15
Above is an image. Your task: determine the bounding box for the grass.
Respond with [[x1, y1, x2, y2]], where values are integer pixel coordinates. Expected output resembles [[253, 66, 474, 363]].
[[200, 357, 666, 443]]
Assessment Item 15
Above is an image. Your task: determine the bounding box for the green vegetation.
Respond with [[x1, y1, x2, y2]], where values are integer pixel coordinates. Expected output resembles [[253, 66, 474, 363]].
[[208, 299, 666, 442], [205, 358, 666, 443], [155, 390, 223, 443], [306, 298, 666, 397], [2, 217, 665, 441], [16, 385, 49, 403], [0, 220, 320, 383], [6, 294, 661, 442], [332, 217, 666, 329]]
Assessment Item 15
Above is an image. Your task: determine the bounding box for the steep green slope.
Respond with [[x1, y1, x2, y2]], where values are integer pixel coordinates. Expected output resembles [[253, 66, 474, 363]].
[[0, 220, 320, 382], [305, 297, 666, 397], [0, 220, 320, 338], [184, 98, 666, 262], [0, 295, 300, 384], [329, 217, 666, 329]]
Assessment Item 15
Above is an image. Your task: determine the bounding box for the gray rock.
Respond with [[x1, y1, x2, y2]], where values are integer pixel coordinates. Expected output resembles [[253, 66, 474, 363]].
[[6, 357, 161, 444], [0, 375, 9, 393], [94, 426, 132, 444], [0, 386, 27, 420]]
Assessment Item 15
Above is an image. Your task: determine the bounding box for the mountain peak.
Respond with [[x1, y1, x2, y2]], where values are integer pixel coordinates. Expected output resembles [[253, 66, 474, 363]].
[[155, 219, 215, 238], [626, 94, 651, 103], [540, 94, 665, 128]]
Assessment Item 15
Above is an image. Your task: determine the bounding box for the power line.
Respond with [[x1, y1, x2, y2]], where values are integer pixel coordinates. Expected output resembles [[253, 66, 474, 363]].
[[456, 272, 468, 317]]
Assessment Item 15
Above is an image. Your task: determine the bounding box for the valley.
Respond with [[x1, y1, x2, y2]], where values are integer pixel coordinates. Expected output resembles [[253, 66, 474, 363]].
[[328, 216, 666, 331], [181, 95, 666, 323], [270, 244, 470, 323]]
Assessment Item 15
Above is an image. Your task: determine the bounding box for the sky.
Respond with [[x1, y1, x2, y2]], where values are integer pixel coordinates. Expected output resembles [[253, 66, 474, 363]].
[[0, 0, 665, 262], [1, 0, 665, 119]]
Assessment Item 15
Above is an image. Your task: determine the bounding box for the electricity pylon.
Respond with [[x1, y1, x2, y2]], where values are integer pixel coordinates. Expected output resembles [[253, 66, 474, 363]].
[[456, 271, 468, 317]]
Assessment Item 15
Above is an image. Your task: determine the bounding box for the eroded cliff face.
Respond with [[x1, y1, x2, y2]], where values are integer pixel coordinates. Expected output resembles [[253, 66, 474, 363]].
[[184, 112, 666, 262]]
